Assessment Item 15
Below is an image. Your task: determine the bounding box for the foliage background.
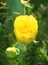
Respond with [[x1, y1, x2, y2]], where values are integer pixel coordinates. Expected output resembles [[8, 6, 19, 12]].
[[0, 0, 48, 65]]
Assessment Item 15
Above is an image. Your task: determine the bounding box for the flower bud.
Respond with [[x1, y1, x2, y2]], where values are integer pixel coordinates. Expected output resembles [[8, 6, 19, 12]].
[[21, 0, 30, 6], [6, 47, 20, 58]]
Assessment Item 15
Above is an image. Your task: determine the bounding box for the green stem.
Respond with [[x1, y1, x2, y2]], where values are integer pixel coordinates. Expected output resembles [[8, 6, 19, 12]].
[[24, 6, 26, 15]]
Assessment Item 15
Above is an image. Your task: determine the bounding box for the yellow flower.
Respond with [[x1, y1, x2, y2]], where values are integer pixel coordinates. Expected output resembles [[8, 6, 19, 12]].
[[14, 15, 38, 43]]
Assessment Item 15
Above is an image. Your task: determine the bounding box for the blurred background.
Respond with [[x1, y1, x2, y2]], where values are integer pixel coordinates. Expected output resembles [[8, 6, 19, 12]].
[[0, 0, 48, 65]]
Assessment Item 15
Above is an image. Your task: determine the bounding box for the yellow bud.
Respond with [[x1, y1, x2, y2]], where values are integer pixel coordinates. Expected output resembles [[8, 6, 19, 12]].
[[14, 15, 38, 43], [6, 47, 19, 58], [21, 0, 30, 6]]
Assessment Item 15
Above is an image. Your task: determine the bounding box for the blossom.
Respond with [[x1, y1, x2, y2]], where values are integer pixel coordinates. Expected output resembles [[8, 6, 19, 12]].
[[14, 15, 38, 43]]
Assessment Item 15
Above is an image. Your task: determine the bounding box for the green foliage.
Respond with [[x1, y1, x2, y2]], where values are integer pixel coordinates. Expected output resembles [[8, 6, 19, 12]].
[[0, 0, 48, 65]]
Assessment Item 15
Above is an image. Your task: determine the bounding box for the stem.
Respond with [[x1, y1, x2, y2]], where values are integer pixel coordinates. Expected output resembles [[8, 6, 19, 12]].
[[24, 6, 26, 15]]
